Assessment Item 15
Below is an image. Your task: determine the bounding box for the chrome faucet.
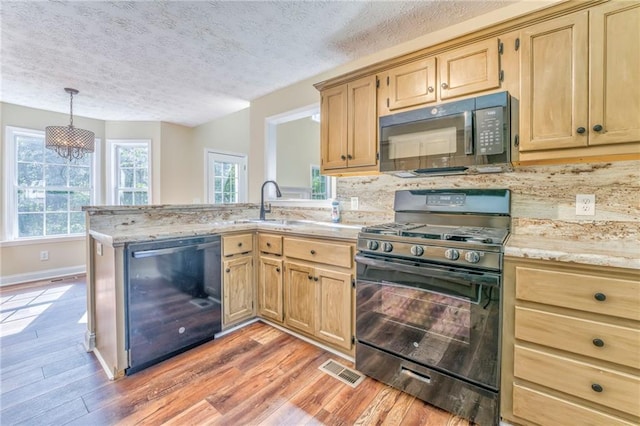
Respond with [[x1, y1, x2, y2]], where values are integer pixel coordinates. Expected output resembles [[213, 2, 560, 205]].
[[260, 180, 282, 220]]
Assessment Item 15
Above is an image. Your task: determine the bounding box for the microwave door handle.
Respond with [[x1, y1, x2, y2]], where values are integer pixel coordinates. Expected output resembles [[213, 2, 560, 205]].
[[464, 110, 473, 155]]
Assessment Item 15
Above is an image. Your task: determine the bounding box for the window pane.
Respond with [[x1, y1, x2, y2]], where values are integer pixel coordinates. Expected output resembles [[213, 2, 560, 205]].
[[18, 213, 44, 237], [135, 169, 148, 187], [17, 189, 44, 212], [46, 191, 68, 212], [214, 193, 222, 203], [70, 154, 91, 167], [214, 178, 222, 192], [45, 146, 67, 164], [17, 162, 43, 186], [69, 166, 91, 187], [70, 212, 85, 233], [45, 213, 68, 235], [214, 162, 222, 176], [17, 136, 44, 162], [133, 148, 148, 167], [45, 164, 68, 186], [70, 191, 90, 211], [119, 168, 134, 188], [118, 148, 134, 167], [120, 191, 133, 205], [134, 192, 148, 205]]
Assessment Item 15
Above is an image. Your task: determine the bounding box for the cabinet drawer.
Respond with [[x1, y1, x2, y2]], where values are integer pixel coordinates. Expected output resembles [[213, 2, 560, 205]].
[[513, 384, 636, 426], [259, 234, 282, 255], [223, 234, 253, 256], [514, 345, 640, 417], [284, 238, 352, 268], [515, 266, 640, 321], [516, 307, 640, 369]]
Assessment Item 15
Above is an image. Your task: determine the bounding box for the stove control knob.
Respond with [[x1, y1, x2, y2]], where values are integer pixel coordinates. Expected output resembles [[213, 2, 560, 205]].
[[367, 240, 379, 250], [382, 242, 394, 253], [465, 251, 481, 263], [410, 245, 424, 256], [444, 249, 459, 260]]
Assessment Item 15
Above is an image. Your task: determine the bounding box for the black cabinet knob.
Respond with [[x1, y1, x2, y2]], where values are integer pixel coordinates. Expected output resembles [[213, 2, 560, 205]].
[[310, 250, 316, 255], [592, 338, 605, 347], [308, 275, 313, 280], [225, 268, 230, 273], [266, 242, 271, 247], [593, 124, 603, 132], [276, 267, 280, 273], [341, 155, 346, 160], [576, 127, 586, 134], [314, 277, 318, 281], [238, 242, 242, 247], [594, 292, 607, 302], [591, 383, 603, 393], [347, 154, 353, 160]]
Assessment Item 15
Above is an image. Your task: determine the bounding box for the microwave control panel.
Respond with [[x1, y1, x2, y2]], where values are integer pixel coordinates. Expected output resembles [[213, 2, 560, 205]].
[[475, 107, 505, 155]]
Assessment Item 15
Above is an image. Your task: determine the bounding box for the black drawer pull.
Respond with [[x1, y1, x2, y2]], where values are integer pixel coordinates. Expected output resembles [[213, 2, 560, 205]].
[[591, 383, 603, 393], [594, 292, 607, 302], [310, 250, 316, 255], [313, 277, 318, 281], [592, 338, 605, 347], [276, 267, 280, 273], [225, 268, 230, 273], [266, 242, 271, 247], [308, 275, 313, 280], [238, 242, 243, 247]]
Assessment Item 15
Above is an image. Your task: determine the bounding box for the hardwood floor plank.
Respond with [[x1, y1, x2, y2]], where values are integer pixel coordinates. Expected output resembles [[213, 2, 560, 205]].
[[353, 385, 413, 426], [14, 397, 89, 426], [0, 364, 44, 394], [161, 400, 222, 426]]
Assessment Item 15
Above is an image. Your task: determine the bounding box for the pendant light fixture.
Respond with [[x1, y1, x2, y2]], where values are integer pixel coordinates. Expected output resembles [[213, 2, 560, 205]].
[[45, 88, 95, 160]]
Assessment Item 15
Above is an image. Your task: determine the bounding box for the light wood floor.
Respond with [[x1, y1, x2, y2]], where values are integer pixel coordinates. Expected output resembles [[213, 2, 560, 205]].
[[0, 276, 472, 425]]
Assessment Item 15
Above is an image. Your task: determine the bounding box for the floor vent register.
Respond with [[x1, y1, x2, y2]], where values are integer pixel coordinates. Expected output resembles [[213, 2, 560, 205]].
[[318, 360, 365, 388]]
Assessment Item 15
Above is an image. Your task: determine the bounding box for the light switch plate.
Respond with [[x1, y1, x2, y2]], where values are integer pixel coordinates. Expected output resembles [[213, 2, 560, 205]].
[[351, 197, 359, 210], [576, 194, 595, 216]]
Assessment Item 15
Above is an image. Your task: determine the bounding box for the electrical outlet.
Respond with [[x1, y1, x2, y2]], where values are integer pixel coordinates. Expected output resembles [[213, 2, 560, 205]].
[[576, 194, 596, 216], [40, 250, 49, 261], [351, 197, 359, 210]]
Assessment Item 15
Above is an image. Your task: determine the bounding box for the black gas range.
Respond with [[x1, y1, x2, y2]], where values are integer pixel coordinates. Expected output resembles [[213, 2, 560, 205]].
[[355, 188, 511, 426]]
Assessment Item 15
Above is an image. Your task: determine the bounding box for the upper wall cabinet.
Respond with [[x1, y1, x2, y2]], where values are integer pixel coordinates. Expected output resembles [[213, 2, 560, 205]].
[[519, 2, 640, 154], [320, 75, 378, 175], [378, 37, 502, 116]]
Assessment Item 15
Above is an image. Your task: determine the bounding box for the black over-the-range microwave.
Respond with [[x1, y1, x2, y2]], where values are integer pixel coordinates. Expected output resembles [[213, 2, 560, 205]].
[[379, 91, 518, 177]]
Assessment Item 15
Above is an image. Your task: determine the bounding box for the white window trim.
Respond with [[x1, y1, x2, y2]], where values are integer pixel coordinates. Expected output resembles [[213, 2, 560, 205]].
[[106, 139, 152, 205], [3, 126, 101, 242], [204, 149, 248, 204]]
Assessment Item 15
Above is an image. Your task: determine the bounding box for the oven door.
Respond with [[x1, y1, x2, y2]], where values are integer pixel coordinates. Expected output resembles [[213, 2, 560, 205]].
[[355, 253, 501, 390]]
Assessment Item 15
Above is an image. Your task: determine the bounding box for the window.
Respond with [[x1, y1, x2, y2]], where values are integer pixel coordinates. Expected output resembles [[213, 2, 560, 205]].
[[310, 165, 329, 200], [107, 140, 151, 205], [206, 151, 247, 204], [4, 126, 97, 240]]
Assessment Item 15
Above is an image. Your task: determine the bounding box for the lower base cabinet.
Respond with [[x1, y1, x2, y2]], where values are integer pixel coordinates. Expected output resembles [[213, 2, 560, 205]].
[[502, 257, 640, 425], [222, 234, 255, 328]]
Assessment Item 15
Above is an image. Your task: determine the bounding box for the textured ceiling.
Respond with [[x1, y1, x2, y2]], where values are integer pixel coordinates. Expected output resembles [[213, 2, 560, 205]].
[[1, 1, 515, 127]]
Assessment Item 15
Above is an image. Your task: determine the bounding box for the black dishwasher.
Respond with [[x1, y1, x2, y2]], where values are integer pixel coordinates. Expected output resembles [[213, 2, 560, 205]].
[[124, 235, 222, 374]]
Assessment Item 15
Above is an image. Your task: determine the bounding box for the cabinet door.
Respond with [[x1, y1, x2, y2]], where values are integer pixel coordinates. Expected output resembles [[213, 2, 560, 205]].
[[258, 256, 283, 323], [320, 84, 348, 171], [347, 75, 378, 168], [315, 267, 352, 351], [438, 38, 501, 100], [387, 57, 437, 111], [284, 262, 315, 335], [222, 255, 254, 326], [519, 11, 589, 151], [589, 2, 640, 146]]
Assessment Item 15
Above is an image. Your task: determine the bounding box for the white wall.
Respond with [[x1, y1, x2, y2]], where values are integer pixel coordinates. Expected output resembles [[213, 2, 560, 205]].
[[276, 117, 320, 188]]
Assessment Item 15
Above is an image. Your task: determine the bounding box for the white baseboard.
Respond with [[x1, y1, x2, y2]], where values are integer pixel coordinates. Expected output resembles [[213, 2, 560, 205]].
[[0, 265, 86, 287]]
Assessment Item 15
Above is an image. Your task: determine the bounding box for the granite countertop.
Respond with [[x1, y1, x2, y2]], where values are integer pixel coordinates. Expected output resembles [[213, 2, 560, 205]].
[[505, 235, 640, 270], [89, 219, 362, 246]]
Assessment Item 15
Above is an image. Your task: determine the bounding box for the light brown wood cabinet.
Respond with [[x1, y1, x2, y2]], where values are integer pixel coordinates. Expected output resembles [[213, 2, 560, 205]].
[[283, 236, 354, 353], [320, 75, 377, 175], [378, 37, 502, 116], [257, 234, 283, 323], [519, 2, 640, 157], [222, 234, 255, 327], [502, 257, 640, 426]]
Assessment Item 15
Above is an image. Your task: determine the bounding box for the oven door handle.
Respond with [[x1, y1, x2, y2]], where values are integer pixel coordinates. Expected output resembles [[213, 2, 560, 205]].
[[355, 254, 500, 288]]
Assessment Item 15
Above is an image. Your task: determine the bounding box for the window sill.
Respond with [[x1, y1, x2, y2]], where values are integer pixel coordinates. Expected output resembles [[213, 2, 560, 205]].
[[0, 235, 86, 247]]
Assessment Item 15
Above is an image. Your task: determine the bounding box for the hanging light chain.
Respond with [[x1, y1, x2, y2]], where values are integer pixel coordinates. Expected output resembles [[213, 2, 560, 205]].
[[69, 90, 74, 127]]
